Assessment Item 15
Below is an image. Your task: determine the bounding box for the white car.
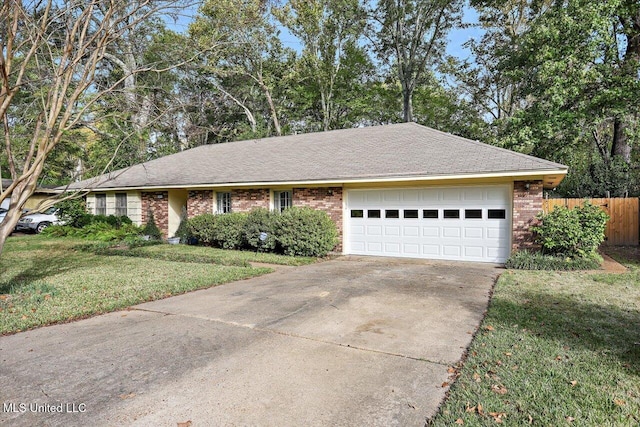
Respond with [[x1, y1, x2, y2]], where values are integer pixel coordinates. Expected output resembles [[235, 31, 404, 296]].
[[15, 207, 61, 233]]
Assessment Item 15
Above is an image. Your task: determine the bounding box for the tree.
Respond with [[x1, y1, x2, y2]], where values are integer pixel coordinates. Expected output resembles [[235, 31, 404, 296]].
[[0, 0, 192, 256], [373, 0, 463, 122], [274, 0, 367, 131], [495, 0, 640, 196], [191, 0, 289, 137]]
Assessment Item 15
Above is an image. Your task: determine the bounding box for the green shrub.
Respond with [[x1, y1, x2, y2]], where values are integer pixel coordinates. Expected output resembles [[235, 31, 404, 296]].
[[187, 213, 217, 246], [275, 207, 338, 257], [211, 213, 248, 249], [41, 225, 75, 237], [505, 250, 602, 271], [243, 208, 277, 251], [173, 207, 191, 243], [141, 210, 162, 240], [532, 201, 609, 257], [56, 198, 92, 227]]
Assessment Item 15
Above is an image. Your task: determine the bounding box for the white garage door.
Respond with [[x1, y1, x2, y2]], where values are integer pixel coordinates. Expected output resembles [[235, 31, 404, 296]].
[[345, 186, 511, 263]]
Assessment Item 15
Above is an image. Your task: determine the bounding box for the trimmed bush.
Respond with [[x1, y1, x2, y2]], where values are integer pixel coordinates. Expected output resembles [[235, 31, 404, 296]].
[[505, 250, 602, 271], [187, 213, 217, 246], [141, 210, 162, 240], [532, 201, 609, 257], [275, 207, 338, 257], [173, 207, 191, 243], [211, 213, 248, 249], [243, 208, 277, 251]]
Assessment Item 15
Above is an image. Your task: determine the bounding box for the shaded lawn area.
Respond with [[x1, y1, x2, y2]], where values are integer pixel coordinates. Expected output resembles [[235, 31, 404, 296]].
[[431, 248, 640, 426], [0, 236, 274, 335]]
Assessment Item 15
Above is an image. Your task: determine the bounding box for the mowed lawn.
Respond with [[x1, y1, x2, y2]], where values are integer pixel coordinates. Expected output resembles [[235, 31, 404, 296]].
[[432, 248, 640, 426], [0, 236, 276, 335]]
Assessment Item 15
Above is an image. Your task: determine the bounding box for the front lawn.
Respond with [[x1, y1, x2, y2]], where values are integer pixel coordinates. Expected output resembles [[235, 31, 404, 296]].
[[431, 248, 640, 425], [0, 236, 276, 335], [107, 242, 319, 266]]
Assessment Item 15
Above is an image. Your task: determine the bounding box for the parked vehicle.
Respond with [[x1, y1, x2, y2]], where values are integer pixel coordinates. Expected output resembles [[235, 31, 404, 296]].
[[15, 207, 61, 233]]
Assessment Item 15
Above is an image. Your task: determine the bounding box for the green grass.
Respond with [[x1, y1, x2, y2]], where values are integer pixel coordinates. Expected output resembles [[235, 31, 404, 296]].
[[74, 239, 319, 266], [431, 248, 640, 426], [0, 236, 273, 335]]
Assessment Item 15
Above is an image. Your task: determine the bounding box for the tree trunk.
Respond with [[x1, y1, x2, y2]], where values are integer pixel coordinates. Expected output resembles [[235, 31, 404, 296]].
[[612, 117, 632, 163], [258, 78, 281, 136], [402, 86, 413, 122]]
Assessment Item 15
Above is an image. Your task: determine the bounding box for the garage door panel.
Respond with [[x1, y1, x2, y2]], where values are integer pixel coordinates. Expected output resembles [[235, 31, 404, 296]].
[[465, 227, 484, 239], [423, 226, 440, 237], [384, 243, 401, 253], [443, 246, 462, 257], [367, 225, 383, 235], [443, 227, 461, 238], [422, 244, 440, 255], [404, 226, 420, 237], [346, 186, 511, 263], [385, 226, 401, 236]]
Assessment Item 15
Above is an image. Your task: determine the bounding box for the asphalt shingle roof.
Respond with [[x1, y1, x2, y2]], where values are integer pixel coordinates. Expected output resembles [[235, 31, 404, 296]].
[[71, 123, 567, 190]]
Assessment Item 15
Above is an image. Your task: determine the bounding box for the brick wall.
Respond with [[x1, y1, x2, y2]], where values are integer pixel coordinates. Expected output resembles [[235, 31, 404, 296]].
[[187, 190, 213, 217], [512, 181, 543, 251], [293, 187, 343, 252], [141, 191, 169, 238], [231, 189, 270, 212]]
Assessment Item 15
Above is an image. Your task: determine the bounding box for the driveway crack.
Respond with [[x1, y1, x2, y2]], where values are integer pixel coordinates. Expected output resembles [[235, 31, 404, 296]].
[[130, 307, 449, 366]]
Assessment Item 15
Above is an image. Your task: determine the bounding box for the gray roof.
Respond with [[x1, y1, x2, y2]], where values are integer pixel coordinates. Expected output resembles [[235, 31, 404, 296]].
[[71, 123, 567, 190]]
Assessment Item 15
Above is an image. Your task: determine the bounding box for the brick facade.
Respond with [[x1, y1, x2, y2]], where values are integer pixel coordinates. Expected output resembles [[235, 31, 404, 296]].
[[231, 189, 270, 212], [187, 190, 213, 217], [512, 180, 543, 251], [293, 187, 343, 251], [141, 191, 169, 238]]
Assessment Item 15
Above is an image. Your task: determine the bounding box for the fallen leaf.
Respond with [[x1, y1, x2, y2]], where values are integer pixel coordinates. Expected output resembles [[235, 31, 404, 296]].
[[555, 355, 563, 361], [472, 373, 481, 383], [465, 404, 476, 413], [441, 382, 449, 388], [489, 412, 507, 423], [566, 416, 575, 422], [121, 314, 127, 317], [447, 367, 456, 374], [455, 419, 464, 425], [177, 422, 192, 427], [0, 295, 8, 300], [528, 414, 533, 424], [477, 403, 483, 415], [485, 325, 495, 331], [570, 380, 577, 387], [21, 315, 27, 320], [614, 399, 626, 406], [491, 384, 508, 395], [504, 352, 512, 357], [119, 393, 136, 400]]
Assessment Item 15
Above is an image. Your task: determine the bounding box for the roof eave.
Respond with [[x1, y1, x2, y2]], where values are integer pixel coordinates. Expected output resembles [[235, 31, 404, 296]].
[[74, 168, 568, 192]]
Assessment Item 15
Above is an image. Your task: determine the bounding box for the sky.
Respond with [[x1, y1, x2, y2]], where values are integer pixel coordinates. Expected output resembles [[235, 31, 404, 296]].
[[167, 2, 485, 61]]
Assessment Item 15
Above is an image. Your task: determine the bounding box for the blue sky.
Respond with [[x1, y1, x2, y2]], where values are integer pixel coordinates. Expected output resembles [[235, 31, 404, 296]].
[[168, 2, 484, 61]]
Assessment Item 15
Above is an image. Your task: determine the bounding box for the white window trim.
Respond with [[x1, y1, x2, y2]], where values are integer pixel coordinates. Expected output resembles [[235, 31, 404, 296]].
[[215, 191, 232, 214], [271, 189, 292, 213]]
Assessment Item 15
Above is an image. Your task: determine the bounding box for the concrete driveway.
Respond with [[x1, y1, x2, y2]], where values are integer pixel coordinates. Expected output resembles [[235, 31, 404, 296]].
[[0, 257, 499, 426]]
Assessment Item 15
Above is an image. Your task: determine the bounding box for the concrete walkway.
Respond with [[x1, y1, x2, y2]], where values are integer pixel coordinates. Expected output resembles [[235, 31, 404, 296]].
[[0, 257, 500, 426]]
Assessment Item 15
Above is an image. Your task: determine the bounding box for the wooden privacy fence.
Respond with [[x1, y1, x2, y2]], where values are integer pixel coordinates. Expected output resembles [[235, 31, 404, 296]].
[[543, 198, 639, 246]]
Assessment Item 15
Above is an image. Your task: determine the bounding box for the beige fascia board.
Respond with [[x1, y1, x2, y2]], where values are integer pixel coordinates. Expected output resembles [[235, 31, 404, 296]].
[[81, 169, 568, 193]]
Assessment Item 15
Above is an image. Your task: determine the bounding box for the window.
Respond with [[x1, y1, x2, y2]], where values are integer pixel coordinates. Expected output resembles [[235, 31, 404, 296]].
[[423, 209, 438, 219], [488, 209, 506, 219], [95, 194, 106, 216], [217, 192, 232, 214], [274, 190, 292, 213], [367, 209, 381, 218], [115, 193, 127, 216], [385, 209, 400, 219], [350, 210, 364, 218], [404, 209, 419, 219], [465, 209, 482, 219], [443, 209, 460, 219]]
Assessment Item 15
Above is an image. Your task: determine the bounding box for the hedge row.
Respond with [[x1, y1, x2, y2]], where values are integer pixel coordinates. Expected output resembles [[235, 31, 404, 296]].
[[186, 207, 338, 257]]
